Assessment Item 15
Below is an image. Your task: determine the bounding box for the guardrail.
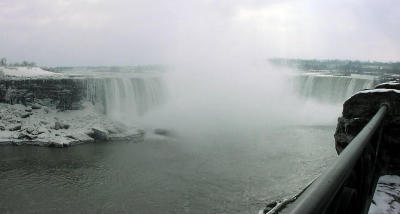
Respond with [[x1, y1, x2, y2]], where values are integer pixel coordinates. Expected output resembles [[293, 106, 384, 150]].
[[289, 104, 388, 214]]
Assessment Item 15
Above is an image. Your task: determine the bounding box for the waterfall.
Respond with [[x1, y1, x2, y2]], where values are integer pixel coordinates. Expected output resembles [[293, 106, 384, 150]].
[[295, 74, 375, 103], [85, 76, 166, 124]]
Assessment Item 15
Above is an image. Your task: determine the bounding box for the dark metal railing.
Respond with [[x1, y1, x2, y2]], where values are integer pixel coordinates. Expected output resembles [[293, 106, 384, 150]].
[[289, 104, 388, 214]]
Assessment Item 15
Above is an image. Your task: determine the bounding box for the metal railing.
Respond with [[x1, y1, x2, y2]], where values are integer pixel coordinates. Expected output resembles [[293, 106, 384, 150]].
[[289, 104, 388, 214]]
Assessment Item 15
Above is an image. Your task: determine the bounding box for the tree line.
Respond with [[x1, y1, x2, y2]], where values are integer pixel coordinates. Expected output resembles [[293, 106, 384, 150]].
[[269, 58, 400, 74], [0, 57, 37, 67]]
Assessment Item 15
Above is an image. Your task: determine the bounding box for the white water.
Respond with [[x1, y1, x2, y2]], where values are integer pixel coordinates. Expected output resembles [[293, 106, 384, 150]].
[[295, 73, 375, 103], [84, 76, 166, 124], [82, 70, 376, 133]]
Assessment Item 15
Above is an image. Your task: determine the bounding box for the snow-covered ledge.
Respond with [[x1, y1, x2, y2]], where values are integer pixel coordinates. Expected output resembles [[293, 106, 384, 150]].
[[0, 66, 60, 78]]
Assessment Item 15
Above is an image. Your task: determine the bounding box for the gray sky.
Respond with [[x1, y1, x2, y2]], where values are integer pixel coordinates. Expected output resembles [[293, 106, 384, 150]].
[[0, 0, 399, 66]]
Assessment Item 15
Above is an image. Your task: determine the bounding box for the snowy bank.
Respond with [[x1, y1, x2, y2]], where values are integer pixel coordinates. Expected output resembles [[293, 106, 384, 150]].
[[368, 175, 400, 214], [0, 66, 60, 77], [0, 102, 144, 147]]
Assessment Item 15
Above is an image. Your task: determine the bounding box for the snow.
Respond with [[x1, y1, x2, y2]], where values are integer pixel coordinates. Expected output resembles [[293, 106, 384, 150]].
[[0, 67, 60, 77], [0, 102, 143, 147], [354, 88, 400, 95], [368, 175, 400, 214], [375, 81, 400, 87]]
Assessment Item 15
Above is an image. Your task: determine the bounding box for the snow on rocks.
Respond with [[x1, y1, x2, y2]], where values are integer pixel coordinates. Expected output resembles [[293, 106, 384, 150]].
[[368, 175, 400, 214], [0, 67, 59, 77], [0, 102, 144, 147]]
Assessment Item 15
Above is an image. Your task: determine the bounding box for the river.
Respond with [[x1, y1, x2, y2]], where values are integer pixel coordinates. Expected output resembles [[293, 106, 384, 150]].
[[0, 125, 336, 214]]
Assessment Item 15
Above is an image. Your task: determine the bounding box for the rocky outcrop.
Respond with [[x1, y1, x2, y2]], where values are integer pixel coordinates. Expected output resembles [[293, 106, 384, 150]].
[[334, 81, 400, 156], [0, 101, 145, 147]]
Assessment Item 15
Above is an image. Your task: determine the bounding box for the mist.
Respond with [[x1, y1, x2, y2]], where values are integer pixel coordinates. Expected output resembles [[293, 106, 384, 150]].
[[138, 61, 341, 142]]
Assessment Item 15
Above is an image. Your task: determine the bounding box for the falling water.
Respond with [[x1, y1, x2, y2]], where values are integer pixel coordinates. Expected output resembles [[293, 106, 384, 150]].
[[84, 76, 166, 124], [295, 73, 375, 103]]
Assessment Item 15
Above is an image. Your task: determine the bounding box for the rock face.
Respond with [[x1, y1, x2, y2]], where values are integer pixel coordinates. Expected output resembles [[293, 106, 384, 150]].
[[0, 78, 105, 111], [334, 81, 400, 164]]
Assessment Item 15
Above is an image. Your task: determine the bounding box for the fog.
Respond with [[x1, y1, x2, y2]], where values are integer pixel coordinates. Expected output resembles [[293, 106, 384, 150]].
[[138, 61, 340, 141]]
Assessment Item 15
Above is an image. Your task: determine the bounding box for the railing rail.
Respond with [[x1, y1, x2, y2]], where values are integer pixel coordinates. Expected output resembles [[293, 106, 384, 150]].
[[289, 104, 388, 214]]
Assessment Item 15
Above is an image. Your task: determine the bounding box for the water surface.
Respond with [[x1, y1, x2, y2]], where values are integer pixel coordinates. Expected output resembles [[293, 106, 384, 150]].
[[0, 126, 336, 214]]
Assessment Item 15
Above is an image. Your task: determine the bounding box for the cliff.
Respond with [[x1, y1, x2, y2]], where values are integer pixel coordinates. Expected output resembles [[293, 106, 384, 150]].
[[334, 81, 400, 171]]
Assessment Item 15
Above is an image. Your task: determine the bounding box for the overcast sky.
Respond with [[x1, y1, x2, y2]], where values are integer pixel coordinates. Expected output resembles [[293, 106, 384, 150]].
[[0, 0, 399, 66]]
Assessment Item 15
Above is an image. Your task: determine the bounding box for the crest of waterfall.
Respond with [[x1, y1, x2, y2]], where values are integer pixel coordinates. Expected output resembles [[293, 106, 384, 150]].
[[84, 77, 166, 124], [295, 74, 375, 103]]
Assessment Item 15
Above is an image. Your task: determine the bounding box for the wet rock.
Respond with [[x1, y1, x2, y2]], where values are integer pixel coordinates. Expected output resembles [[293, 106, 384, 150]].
[[71, 102, 83, 110], [31, 103, 42, 109], [61, 123, 70, 129], [264, 201, 278, 213], [24, 127, 36, 134], [154, 128, 174, 137], [66, 133, 94, 143], [55, 121, 70, 129], [8, 124, 21, 131], [20, 112, 32, 118], [54, 121, 62, 130], [17, 132, 37, 140], [37, 127, 47, 135], [89, 127, 109, 140]]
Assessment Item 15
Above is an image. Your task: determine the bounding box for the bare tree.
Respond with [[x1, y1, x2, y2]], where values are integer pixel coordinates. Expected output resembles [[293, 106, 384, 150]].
[[0, 57, 6, 66]]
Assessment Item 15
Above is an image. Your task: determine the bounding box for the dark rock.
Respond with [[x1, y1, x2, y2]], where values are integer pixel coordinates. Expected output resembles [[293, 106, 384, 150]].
[[31, 103, 42, 109], [70, 102, 83, 110], [61, 122, 70, 129], [266, 201, 277, 208], [17, 132, 37, 140], [25, 127, 35, 134], [8, 124, 21, 131], [89, 127, 108, 140], [17, 133, 26, 139], [54, 121, 62, 130], [20, 112, 32, 118], [335, 83, 400, 154], [25, 106, 32, 112], [375, 82, 400, 90], [154, 128, 175, 137], [66, 133, 94, 143], [264, 201, 278, 213], [54, 121, 70, 129], [0, 78, 103, 110]]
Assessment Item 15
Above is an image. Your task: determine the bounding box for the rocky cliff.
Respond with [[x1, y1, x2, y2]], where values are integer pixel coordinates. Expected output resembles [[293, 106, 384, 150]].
[[0, 78, 105, 111], [334, 81, 400, 171]]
